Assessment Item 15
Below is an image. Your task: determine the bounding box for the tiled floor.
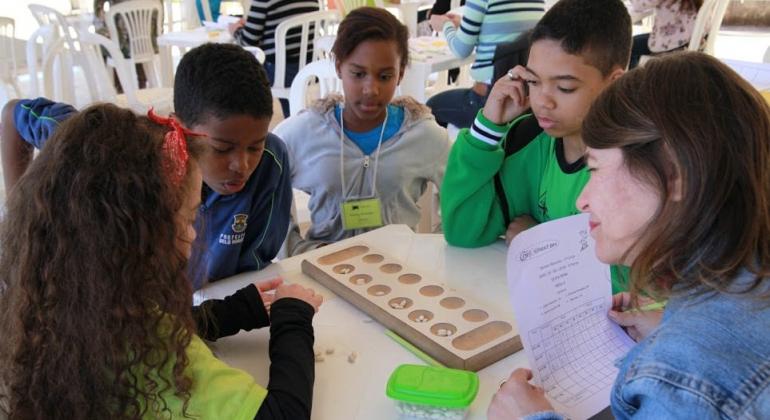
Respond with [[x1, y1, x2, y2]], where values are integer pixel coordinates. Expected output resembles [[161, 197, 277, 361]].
[[1, 26, 769, 203]]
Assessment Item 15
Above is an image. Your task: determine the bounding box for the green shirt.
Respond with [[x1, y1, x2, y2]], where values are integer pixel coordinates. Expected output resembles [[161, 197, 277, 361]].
[[141, 334, 267, 419], [441, 110, 628, 293]]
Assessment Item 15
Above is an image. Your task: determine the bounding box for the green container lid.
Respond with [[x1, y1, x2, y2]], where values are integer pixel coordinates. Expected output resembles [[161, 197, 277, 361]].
[[386, 364, 479, 408]]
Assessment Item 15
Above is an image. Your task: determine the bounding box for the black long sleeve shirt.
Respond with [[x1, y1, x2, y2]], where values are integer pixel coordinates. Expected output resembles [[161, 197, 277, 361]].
[[192, 285, 315, 420]]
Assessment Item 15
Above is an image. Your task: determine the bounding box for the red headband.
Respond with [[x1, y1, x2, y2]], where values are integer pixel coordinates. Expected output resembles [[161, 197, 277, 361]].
[[147, 109, 204, 185]]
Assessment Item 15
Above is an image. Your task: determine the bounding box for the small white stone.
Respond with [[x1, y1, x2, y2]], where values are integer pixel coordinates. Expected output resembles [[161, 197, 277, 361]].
[[339, 267, 351, 274], [375, 291, 385, 296], [314, 354, 325, 362], [347, 351, 358, 363], [356, 278, 366, 285], [325, 347, 335, 355]]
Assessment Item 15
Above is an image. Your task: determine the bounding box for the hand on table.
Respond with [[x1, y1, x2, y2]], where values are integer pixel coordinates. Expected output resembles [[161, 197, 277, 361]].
[[505, 214, 537, 246], [275, 282, 323, 313], [253, 277, 284, 315], [488, 368, 554, 420], [608, 292, 664, 342], [483, 65, 530, 125]]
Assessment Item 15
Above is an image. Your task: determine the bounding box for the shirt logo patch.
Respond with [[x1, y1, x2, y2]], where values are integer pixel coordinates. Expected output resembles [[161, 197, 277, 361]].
[[232, 214, 248, 233]]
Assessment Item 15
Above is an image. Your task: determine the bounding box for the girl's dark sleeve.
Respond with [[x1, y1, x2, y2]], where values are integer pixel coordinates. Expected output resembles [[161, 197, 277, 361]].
[[254, 298, 315, 420], [192, 284, 270, 341], [431, 0, 452, 15]]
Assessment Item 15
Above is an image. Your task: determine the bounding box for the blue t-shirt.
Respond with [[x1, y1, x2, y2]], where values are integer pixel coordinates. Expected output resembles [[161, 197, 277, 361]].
[[194, 133, 292, 287], [334, 104, 404, 155]]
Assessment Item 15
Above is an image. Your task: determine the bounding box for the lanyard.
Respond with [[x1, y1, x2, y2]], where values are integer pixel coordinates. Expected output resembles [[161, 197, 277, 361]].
[[339, 105, 389, 199]]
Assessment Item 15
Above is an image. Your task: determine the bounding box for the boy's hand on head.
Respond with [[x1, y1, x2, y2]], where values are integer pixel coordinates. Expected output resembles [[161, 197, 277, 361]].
[[608, 292, 663, 342], [254, 277, 283, 314], [488, 369, 553, 420], [483, 65, 530, 125], [275, 283, 323, 313], [505, 215, 537, 246]]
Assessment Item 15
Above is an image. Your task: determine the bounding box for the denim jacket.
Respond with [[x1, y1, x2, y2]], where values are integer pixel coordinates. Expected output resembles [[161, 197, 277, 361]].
[[525, 270, 770, 419]]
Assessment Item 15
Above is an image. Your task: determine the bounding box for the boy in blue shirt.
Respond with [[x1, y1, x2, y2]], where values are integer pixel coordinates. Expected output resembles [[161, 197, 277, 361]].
[[0, 43, 291, 288]]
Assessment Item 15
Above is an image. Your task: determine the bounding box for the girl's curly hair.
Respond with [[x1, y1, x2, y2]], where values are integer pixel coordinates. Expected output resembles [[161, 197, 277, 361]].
[[0, 103, 202, 419]]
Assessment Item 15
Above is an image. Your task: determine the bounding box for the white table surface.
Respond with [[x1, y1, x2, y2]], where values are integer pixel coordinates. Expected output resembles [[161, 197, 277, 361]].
[[195, 224, 528, 420], [402, 36, 475, 103]]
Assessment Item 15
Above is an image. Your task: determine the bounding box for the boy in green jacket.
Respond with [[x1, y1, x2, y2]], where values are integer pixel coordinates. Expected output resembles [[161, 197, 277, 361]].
[[441, 0, 632, 292]]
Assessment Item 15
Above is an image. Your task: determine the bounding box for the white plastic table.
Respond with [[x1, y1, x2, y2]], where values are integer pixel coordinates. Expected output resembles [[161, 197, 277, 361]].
[[195, 224, 528, 419]]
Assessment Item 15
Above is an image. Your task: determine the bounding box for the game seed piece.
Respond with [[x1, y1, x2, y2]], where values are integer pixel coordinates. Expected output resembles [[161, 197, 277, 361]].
[[325, 347, 335, 355], [348, 351, 358, 363]]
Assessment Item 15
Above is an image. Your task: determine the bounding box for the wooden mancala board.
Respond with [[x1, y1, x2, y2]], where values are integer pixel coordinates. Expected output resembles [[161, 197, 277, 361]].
[[301, 244, 522, 371]]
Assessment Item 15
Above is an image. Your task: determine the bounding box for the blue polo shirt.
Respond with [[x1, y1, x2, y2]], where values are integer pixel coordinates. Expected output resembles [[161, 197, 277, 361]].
[[14, 97, 78, 148], [13, 98, 292, 287], [194, 133, 292, 287]]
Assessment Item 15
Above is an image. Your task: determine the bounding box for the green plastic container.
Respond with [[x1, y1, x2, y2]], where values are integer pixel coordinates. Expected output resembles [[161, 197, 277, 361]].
[[386, 364, 479, 419]]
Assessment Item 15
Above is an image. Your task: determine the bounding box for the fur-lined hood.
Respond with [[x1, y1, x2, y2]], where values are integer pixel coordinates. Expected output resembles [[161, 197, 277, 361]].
[[307, 94, 437, 131]]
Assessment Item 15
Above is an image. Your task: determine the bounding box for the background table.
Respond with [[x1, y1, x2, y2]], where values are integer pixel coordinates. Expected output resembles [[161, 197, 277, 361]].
[[402, 36, 475, 103], [195, 224, 528, 419], [157, 27, 234, 88]]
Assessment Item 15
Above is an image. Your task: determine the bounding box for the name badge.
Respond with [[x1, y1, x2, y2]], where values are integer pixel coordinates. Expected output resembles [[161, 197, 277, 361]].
[[341, 198, 383, 230]]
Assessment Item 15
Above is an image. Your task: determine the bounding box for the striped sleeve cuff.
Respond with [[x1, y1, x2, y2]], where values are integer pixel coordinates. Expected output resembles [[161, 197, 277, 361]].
[[469, 109, 507, 146]]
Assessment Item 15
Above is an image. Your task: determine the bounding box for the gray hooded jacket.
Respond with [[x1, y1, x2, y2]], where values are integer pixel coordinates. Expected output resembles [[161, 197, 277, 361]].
[[273, 95, 450, 256]]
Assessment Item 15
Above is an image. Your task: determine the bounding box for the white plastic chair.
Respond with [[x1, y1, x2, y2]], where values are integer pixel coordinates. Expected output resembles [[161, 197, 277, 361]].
[[687, 0, 730, 55], [106, 0, 163, 89], [28, 4, 94, 103], [288, 58, 342, 116], [78, 30, 174, 114], [313, 34, 335, 61], [0, 17, 22, 99], [272, 10, 341, 103], [164, 0, 186, 32]]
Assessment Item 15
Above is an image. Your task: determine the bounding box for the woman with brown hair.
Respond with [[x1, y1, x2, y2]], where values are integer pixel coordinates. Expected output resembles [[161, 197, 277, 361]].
[[0, 104, 322, 419], [489, 51, 770, 418]]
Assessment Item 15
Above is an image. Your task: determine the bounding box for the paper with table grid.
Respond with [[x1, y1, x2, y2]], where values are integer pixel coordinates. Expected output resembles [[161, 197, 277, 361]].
[[507, 214, 635, 420]]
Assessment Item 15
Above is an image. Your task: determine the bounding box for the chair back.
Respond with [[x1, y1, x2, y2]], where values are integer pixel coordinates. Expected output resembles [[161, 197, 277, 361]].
[[77, 31, 126, 104], [106, 0, 163, 63], [27, 4, 91, 103], [26, 32, 67, 100], [313, 34, 335, 61], [28, 3, 81, 48], [273, 10, 341, 97], [688, 0, 730, 55], [288, 58, 342, 116]]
